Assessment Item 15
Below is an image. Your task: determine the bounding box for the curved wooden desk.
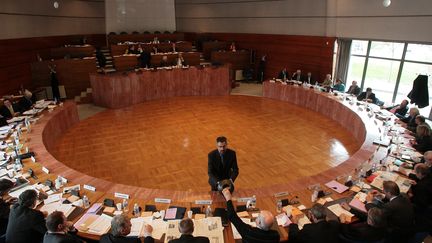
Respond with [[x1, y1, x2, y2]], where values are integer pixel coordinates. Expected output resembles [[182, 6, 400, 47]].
[[29, 81, 380, 203], [90, 65, 231, 109]]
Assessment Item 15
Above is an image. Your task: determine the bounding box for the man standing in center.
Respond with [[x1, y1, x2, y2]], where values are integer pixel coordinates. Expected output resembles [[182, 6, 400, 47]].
[[208, 136, 239, 191]]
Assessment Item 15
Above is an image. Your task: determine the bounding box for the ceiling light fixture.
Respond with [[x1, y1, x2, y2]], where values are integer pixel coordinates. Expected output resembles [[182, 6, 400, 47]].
[[383, 0, 391, 7]]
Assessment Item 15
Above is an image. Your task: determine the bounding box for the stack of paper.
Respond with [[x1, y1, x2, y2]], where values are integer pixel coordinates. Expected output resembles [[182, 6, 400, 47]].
[[87, 214, 112, 235], [327, 204, 354, 221], [127, 217, 152, 237], [40, 202, 76, 217]]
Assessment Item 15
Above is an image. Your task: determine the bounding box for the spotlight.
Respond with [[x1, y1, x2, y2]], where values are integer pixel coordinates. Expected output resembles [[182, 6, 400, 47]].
[[53, 1, 59, 9], [383, 0, 391, 7]]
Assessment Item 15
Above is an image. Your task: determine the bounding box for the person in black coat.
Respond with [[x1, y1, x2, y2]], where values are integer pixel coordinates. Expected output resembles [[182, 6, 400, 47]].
[[222, 188, 280, 243], [0, 99, 18, 119], [357, 87, 377, 104], [96, 47, 107, 69], [340, 207, 387, 243], [288, 204, 340, 243], [168, 218, 209, 243], [386, 99, 409, 119], [17, 89, 33, 113], [291, 69, 304, 82], [366, 181, 415, 243], [0, 179, 15, 236], [397, 107, 419, 130], [139, 51, 152, 68], [5, 189, 47, 243], [100, 214, 154, 243], [208, 136, 239, 191], [278, 68, 288, 80], [48, 64, 61, 102], [43, 211, 83, 243], [346, 80, 361, 96]]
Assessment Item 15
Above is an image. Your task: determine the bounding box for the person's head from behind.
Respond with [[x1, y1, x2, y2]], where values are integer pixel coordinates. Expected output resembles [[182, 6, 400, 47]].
[[255, 210, 274, 231], [424, 151, 432, 167], [366, 87, 372, 94], [111, 214, 132, 237], [46, 211, 68, 233], [216, 136, 228, 154], [414, 163, 430, 180], [336, 79, 342, 84], [382, 181, 400, 199], [0, 179, 14, 196], [309, 203, 326, 222], [409, 107, 420, 117], [367, 207, 386, 228], [415, 115, 426, 125], [178, 218, 194, 235], [416, 124, 431, 138], [18, 189, 38, 208], [296, 69, 301, 75]]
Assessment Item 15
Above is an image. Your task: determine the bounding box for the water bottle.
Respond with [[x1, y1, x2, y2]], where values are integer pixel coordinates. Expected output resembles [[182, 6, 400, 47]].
[[55, 176, 62, 189], [122, 199, 129, 212], [133, 203, 140, 217], [205, 205, 212, 218], [276, 200, 282, 213], [83, 195, 90, 208]]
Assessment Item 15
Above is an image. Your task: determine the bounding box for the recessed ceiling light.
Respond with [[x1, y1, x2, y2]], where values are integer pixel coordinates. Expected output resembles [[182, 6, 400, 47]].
[[54, 1, 59, 9]]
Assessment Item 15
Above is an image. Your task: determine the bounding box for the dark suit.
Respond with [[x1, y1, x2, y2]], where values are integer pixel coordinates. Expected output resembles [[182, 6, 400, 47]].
[[401, 115, 418, 132], [100, 234, 154, 243], [288, 220, 340, 243], [226, 200, 279, 243], [346, 85, 361, 96], [291, 73, 304, 82], [357, 91, 377, 104], [0, 199, 11, 236], [278, 70, 288, 80], [168, 234, 209, 243], [413, 135, 432, 153], [366, 195, 414, 243], [304, 75, 314, 84], [0, 105, 15, 120], [17, 97, 32, 113], [340, 222, 386, 242], [208, 149, 239, 190], [43, 232, 84, 243], [5, 204, 47, 243]]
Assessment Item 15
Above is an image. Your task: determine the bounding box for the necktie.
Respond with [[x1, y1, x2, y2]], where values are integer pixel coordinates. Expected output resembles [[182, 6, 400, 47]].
[[220, 153, 224, 167]]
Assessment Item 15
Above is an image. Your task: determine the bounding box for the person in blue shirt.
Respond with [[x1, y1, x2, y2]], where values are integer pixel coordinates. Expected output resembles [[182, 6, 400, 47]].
[[333, 79, 345, 92]]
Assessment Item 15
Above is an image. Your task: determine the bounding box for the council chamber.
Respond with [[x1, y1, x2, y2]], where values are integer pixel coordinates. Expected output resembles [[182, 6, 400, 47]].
[[0, 0, 431, 243]]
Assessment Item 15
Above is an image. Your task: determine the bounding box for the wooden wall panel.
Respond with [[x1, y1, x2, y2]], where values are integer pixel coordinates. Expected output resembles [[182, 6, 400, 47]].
[[182, 32, 335, 82], [0, 34, 105, 96]]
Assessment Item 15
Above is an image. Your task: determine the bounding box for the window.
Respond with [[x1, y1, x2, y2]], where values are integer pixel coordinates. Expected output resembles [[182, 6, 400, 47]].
[[345, 39, 432, 117]]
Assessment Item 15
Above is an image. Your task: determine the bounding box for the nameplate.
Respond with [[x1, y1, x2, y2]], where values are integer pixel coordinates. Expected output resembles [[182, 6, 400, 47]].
[[195, 200, 212, 205], [237, 197, 253, 203], [274, 191, 289, 198], [60, 176, 68, 184], [114, 192, 130, 199], [155, 198, 171, 204], [83, 184, 96, 192], [42, 167, 49, 174], [30, 156, 36, 162]]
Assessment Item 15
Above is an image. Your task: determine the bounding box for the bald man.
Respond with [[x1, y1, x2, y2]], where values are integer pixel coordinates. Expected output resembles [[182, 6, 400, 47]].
[[222, 188, 279, 243]]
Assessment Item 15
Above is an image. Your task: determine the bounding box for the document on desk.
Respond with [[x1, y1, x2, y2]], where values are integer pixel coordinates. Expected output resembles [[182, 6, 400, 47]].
[[8, 184, 35, 198], [327, 204, 354, 218], [297, 215, 311, 230], [325, 180, 349, 193], [151, 218, 168, 240], [87, 214, 112, 235], [40, 202, 76, 217], [164, 220, 181, 243], [194, 217, 224, 243], [74, 213, 100, 232], [128, 217, 146, 237]]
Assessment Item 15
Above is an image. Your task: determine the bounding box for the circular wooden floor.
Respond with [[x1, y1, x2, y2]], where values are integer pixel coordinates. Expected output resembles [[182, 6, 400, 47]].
[[52, 95, 360, 191]]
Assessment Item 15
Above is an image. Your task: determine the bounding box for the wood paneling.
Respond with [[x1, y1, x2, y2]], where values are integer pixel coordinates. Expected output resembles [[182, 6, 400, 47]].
[[0, 34, 105, 96], [107, 33, 185, 45], [31, 58, 97, 98], [182, 32, 336, 82], [90, 65, 231, 108], [211, 50, 250, 70], [50, 45, 96, 59], [202, 41, 228, 60]]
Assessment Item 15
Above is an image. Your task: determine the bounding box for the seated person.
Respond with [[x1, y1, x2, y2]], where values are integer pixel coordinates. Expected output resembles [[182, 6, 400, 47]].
[[160, 56, 171, 67], [168, 218, 209, 243], [278, 68, 288, 81], [0, 179, 15, 235], [229, 42, 236, 52], [0, 99, 18, 119], [400, 150, 432, 180], [152, 37, 160, 44], [366, 181, 415, 243], [43, 211, 83, 243], [397, 107, 419, 129], [288, 204, 340, 243], [139, 51, 152, 68], [100, 214, 154, 243], [17, 89, 33, 113], [411, 125, 432, 154], [305, 72, 314, 84], [6, 189, 47, 243], [175, 53, 186, 67], [408, 164, 432, 233], [321, 74, 332, 89], [339, 207, 387, 243], [407, 115, 429, 134], [346, 80, 361, 96], [291, 69, 303, 82], [387, 99, 409, 119], [222, 188, 279, 243], [357, 87, 377, 104], [332, 79, 345, 92]]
